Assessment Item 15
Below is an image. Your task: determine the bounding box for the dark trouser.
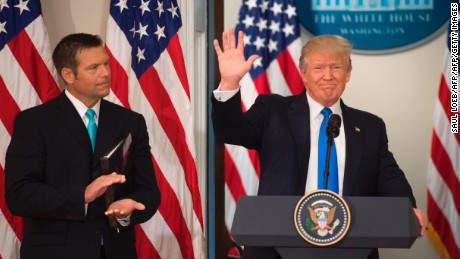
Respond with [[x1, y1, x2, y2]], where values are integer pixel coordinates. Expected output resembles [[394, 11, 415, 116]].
[[100, 246, 106, 259]]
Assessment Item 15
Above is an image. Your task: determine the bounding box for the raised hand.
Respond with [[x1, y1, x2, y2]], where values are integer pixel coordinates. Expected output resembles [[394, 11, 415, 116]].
[[213, 27, 259, 91]]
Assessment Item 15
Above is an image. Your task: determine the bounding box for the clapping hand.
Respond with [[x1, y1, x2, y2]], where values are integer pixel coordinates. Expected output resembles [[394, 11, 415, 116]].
[[105, 198, 145, 218]]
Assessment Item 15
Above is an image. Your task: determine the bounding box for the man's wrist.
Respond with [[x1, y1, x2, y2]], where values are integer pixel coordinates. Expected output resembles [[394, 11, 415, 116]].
[[220, 80, 239, 91]]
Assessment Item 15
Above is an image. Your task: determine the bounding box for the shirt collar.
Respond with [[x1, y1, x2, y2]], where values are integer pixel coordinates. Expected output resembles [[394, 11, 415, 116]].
[[306, 91, 342, 119], [65, 90, 101, 120]]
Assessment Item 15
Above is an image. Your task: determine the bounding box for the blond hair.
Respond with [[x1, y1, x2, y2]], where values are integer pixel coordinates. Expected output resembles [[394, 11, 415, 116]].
[[298, 35, 352, 71]]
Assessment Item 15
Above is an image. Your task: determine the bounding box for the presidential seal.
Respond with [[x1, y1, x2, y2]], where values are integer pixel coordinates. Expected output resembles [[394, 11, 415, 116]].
[[294, 190, 351, 246]]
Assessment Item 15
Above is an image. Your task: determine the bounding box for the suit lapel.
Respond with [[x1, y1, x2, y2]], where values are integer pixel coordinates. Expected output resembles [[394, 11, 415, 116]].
[[287, 92, 310, 194], [57, 93, 93, 157], [341, 101, 364, 196]]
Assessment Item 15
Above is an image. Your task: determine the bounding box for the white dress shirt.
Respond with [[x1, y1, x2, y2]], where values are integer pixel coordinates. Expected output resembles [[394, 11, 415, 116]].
[[65, 90, 101, 127], [304, 92, 346, 195]]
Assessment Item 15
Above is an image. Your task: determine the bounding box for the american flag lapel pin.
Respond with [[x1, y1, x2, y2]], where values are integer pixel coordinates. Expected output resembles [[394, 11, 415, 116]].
[[355, 127, 360, 133]]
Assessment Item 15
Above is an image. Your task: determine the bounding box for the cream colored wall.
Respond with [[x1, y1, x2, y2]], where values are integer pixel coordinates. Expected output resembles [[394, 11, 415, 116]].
[[224, 1, 441, 258], [42, 1, 110, 48]]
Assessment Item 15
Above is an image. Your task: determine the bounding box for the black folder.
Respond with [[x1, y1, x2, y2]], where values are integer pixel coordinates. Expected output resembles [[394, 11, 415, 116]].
[[99, 133, 132, 228]]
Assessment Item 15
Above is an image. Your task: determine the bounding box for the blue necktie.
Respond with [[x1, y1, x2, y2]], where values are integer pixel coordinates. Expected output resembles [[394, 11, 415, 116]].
[[317, 108, 339, 193], [85, 109, 97, 151]]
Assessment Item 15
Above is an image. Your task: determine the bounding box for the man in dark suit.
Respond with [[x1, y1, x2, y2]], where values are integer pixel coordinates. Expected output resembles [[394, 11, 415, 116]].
[[212, 28, 427, 259], [5, 33, 160, 259]]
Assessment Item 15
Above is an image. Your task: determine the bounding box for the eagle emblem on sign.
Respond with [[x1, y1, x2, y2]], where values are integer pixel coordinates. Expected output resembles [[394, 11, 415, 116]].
[[295, 190, 351, 246], [307, 201, 340, 237]]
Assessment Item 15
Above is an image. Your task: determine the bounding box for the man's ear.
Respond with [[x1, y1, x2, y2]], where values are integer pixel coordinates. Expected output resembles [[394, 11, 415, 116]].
[[299, 68, 308, 85], [61, 68, 75, 84]]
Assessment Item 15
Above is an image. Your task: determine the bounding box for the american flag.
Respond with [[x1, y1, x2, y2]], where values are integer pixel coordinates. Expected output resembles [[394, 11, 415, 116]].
[[105, 0, 204, 258], [427, 17, 460, 259], [224, 0, 303, 254], [0, 0, 60, 258]]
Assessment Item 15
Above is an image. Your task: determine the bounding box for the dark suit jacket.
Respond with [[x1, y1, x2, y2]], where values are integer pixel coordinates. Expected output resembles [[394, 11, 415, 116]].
[[212, 90, 416, 259], [5, 92, 160, 259]]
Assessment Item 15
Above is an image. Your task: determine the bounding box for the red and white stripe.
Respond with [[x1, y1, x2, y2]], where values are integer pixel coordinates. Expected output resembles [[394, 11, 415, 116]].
[[427, 48, 460, 258], [105, 12, 205, 259], [0, 14, 60, 259]]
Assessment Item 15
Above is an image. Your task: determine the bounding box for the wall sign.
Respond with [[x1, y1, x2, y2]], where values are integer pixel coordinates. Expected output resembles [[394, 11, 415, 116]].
[[294, 0, 450, 54]]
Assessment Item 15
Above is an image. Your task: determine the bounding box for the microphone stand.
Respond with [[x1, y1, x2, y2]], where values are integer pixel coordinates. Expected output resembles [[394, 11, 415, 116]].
[[322, 114, 341, 190], [323, 137, 334, 190]]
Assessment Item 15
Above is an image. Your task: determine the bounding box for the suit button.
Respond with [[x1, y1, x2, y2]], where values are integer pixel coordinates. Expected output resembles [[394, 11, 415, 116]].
[[95, 230, 101, 235]]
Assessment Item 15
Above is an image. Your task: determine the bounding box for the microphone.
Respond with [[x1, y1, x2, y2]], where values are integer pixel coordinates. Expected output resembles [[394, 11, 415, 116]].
[[326, 114, 341, 138], [323, 114, 341, 190]]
